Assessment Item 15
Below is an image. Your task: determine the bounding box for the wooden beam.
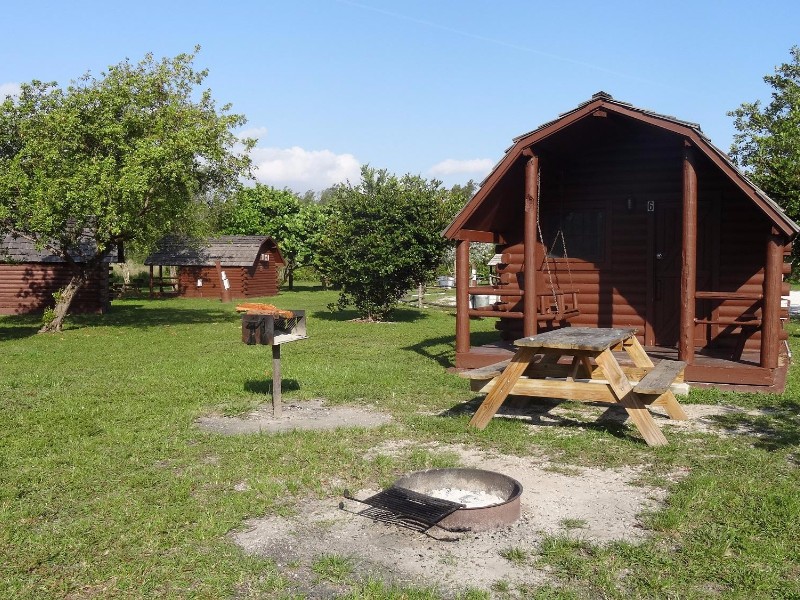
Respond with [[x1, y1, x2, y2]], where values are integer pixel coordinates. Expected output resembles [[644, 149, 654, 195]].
[[452, 229, 498, 243], [479, 377, 618, 403], [455, 239, 471, 355], [524, 155, 539, 338], [761, 227, 784, 368], [679, 143, 698, 364]]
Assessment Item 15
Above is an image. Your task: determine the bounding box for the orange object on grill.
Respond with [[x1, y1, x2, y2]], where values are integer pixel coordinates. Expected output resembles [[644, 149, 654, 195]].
[[235, 303, 294, 319]]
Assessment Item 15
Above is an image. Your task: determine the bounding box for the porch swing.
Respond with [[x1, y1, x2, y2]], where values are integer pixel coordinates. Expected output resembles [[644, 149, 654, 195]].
[[534, 179, 580, 325]]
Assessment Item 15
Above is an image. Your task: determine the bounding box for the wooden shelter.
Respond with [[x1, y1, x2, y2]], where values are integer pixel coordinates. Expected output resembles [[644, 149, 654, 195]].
[[0, 233, 111, 315], [444, 92, 799, 391], [144, 236, 284, 299]]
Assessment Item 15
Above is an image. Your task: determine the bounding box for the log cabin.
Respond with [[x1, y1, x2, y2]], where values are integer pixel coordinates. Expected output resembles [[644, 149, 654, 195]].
[[0, 233, 111, 315], [144, 236, 284, 299], [444, 92, 799, 391]]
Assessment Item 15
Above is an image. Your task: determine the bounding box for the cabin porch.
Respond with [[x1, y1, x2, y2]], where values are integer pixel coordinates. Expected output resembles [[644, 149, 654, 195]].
[[456, 339, 790, 392]]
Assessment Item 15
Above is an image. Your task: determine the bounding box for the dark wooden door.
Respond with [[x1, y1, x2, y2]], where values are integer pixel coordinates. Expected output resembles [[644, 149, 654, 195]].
[[653, 202, 681, 346]]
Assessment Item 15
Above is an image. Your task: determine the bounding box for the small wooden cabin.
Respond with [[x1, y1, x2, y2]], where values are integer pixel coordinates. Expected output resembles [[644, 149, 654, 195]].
[[144, 236, 284, 299], [0, 233, 111, 315], [444, 92, 799, 391]]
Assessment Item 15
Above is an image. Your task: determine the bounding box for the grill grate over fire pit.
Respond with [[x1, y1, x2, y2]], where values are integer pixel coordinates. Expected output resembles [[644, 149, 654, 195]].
[[344, 486, 464, 533], [343, 468, 523, 532]]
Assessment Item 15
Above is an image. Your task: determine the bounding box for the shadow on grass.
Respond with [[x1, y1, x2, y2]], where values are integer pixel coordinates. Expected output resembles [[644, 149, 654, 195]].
[[441, 396, 638, 444], [2, 302, 240, 336], [244, 379, 300, 394], [0, 321, 42, 341], [402, 330, 505, 369], [69, 303, 240, 328], [312, 307, 427, 323], [280, 283, 327, 293], [709, 402, 800, 452]]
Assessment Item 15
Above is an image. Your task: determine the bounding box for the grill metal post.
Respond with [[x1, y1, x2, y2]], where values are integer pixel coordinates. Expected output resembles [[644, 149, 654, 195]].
[[272, 344, 282, 418], [239, 306, 306, 418]]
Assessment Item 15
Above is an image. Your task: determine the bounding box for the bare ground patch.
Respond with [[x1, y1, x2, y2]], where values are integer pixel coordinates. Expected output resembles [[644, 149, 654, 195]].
[[232, 443, 666, 596], [196, 399, 391, 435]]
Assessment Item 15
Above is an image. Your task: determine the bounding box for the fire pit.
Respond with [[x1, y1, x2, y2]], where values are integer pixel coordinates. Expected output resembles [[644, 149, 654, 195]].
[[345, 468, 522, 532]]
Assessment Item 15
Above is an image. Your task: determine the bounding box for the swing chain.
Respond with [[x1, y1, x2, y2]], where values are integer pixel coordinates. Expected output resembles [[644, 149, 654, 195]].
[[557, 229, 575, 289], [535, 171, 561, 314]]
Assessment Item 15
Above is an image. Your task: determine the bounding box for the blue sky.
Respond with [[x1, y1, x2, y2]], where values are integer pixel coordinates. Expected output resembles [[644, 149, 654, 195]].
[[2, 1, 798, 193]]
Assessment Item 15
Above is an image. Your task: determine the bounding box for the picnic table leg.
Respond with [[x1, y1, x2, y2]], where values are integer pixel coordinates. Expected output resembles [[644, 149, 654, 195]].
[[469, 347, 537, 430], [648, 391, 689, 420], [624, 337, 688, 420], [623, 336, 654, 368], [594, 349, 668, 447]]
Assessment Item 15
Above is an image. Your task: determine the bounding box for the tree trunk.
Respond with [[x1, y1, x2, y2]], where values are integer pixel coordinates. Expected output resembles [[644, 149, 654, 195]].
[[39, 272, 87, 333], [121, 261, 132, 285], [288, 267, 294, 291], [417, 282, 425, 309]]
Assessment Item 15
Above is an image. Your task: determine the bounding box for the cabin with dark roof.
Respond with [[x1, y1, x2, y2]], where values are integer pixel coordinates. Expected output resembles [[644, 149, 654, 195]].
[[444, 92, 798, 391], [0, 233, 112, 315], [144, 236, 284, 299]]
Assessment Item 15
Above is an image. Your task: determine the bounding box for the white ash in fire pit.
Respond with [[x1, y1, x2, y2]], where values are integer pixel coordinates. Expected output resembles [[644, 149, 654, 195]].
[[426, 487, 506, 508]]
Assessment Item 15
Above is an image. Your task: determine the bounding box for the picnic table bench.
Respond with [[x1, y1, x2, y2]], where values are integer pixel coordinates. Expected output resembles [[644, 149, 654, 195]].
[[462, 327, 688, 446]]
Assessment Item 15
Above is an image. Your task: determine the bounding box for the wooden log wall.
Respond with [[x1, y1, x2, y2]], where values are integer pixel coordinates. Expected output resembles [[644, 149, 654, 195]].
[[0, 263, 109, 315], [243, 261, 279, 297], [177, 259, 280, 299]]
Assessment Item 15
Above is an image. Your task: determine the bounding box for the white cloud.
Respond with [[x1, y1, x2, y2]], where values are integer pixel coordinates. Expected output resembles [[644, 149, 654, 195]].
[[236, 126, 269, 141], [428, 158, 494, 177], [0, 82, 21, 99], [251, 146, 361, 192]]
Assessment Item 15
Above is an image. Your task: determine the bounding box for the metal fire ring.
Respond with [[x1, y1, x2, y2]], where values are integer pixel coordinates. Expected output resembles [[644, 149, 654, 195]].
[[392, 468, 523, 532]]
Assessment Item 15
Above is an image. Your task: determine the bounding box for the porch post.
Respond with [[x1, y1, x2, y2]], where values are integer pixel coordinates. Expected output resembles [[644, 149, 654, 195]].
[[455, 239, 471, 357], [679, 143, 697, 363], [524, 153, 539, 338], [761, 227, 783, 368]]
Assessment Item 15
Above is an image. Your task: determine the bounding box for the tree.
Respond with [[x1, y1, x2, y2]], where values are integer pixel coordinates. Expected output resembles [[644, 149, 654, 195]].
[[218, 184, 324, 289], [0, 48, 252, 331], [729, 47, 800, 232], [315, 166, 454, 321]]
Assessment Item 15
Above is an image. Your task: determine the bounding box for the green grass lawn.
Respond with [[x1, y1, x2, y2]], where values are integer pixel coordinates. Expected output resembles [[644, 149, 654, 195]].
[[1, 285, 799, 598]]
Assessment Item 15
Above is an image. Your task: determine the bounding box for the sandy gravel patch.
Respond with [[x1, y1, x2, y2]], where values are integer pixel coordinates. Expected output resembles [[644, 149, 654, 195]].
[[196, 399, 391, 435], [232, 443, 666, 595]]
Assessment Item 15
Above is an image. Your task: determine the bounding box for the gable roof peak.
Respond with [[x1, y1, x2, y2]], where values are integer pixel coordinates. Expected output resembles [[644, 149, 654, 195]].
[[591, 90, 613, 100]]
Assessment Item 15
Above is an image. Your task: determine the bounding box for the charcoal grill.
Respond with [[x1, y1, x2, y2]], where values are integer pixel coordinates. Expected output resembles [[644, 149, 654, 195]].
[[241, 310, 306, 345], [343, 468, 523, 533], [240, 308, 307, 417]]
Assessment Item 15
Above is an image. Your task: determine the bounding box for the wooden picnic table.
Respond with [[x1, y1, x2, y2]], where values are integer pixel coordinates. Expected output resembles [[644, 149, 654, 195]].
[[466, 327, 688, 446]]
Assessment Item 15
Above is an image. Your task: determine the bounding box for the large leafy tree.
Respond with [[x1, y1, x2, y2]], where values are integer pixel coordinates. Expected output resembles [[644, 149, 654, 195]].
[[729, 46, 800, 229], [316, 166, 454, 321], [218, 184, 324, 289], [0, 48, 252, 331]]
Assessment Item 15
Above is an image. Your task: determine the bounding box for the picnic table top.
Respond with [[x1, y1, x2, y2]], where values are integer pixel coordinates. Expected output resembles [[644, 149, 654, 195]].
[[514, 327, 638, 352]]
